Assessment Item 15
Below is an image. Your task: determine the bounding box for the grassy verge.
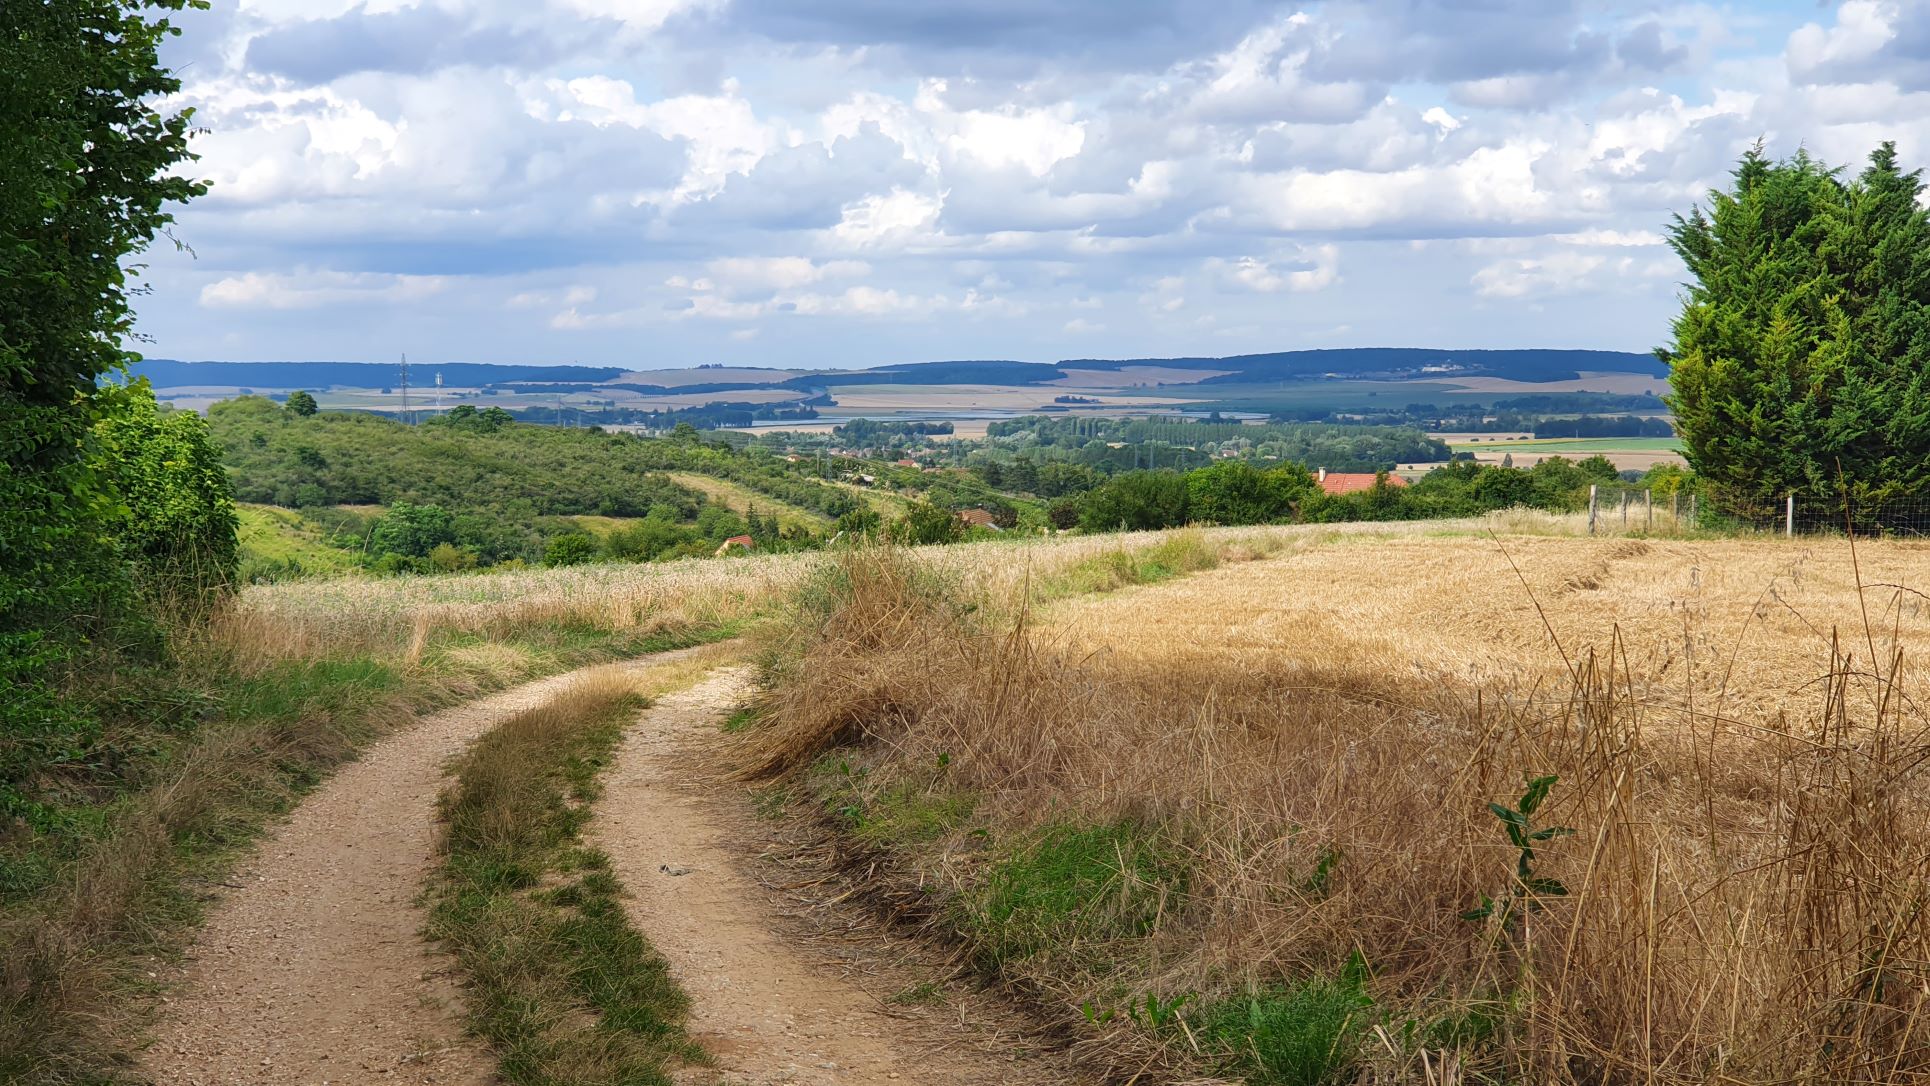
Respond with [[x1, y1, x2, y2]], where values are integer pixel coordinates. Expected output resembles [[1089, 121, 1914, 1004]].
[[1028, 529, 1227, 601], [427, 667, 704, 1084], [0, 615, 739, 1085]]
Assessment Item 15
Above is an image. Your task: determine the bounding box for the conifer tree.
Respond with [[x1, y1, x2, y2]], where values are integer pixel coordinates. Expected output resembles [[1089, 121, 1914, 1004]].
[[1663, 142, 1930, 511]]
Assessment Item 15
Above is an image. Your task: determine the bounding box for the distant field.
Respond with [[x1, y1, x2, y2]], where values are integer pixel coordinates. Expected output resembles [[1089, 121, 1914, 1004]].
[[663, 472, 831, 529], [1448, 434, 1686, 471], [1451, 436, 1681, 453]]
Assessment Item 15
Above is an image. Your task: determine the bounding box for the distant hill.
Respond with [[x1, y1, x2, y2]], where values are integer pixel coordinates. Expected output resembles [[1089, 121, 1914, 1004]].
[[1065, 348, 1667, 383], [129, 359, 625, 389], [132, 347, 1664, 393]]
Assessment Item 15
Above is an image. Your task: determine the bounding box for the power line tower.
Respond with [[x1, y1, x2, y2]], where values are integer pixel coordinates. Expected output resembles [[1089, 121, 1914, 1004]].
[[399, 353, 412, 425], [434, 370, 443, 418]]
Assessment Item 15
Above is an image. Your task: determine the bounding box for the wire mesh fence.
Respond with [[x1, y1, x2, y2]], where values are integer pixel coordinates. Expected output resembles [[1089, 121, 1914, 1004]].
[[1734, 494, 1930, 538], [1589, 486, 1930, 538]]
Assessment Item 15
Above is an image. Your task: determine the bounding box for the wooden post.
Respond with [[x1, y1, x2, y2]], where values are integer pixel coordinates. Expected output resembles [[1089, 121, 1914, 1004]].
[[1588, 484, 1598, 535], [1786, 492, 1795, 537], [1645, 488, 1653, 531], [1690, 493, 1698, 524], [1620, 490, 1629, 526], [1670, 490, 1679, 531]]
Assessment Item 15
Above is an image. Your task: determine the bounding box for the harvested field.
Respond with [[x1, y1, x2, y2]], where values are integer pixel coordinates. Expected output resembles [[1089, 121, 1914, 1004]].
[[733, 536, 1930, 1084], [1043, 532, 1930, 726]]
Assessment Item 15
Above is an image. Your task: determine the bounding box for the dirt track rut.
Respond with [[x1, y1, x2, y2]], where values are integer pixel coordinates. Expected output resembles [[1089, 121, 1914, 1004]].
[[592, 669, 1068, 1086], [143, 655, 1067, 1086], [142, 654, 708, 1086]]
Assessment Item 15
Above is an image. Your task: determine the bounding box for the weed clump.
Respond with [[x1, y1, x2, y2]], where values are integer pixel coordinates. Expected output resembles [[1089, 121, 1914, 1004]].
[[1199, 963, 1374, 1086], [967, 820, 1188, 967]]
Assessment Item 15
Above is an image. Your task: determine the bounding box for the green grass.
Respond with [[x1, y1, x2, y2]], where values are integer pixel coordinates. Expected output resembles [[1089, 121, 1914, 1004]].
[[1034, 532, 1221, 601], [429, 684, 704, 1085], [848, 783, 976, 847], [963, 820, 1188, 967], [236, 503, 365, 581], [664, 471, 832, 531], [1199, 966, 1375, 1086]]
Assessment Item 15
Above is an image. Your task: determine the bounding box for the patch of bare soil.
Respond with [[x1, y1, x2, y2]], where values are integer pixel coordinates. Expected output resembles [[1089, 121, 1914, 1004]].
[[591, 670, 1083, 1086]]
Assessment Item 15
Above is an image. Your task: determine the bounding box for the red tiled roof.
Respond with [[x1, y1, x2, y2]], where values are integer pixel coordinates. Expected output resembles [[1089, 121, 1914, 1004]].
[[1318, 472, 1408, 496], [955, 508, 1001, 529]]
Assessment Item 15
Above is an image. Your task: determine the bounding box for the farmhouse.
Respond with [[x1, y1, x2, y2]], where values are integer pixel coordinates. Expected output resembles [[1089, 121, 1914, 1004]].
[[1316, 468, 1408, 496], [714, 534, 755, 556], [955, 508, 1002, 532]]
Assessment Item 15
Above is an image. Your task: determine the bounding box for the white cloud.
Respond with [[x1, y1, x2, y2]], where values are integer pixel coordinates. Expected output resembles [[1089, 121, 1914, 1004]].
[[830, 188, 946, 247], [702, 257, 870, 292], [200, 270, 448, 310], [1209, 245, 1340, 293], [128, 0, 1930, 365], [1471, 252, 1607, 299]]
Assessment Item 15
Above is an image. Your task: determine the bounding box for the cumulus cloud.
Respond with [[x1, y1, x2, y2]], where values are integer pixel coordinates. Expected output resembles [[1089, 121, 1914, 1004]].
[[200, 269, 449, 310], [1208, 245, 1341, 293], [126, 0, 1930, 365]]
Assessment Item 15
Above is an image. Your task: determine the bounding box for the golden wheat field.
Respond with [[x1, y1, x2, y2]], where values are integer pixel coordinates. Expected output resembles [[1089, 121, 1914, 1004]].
[[737, 527, 1930, 1084], [1043, 529, 1930, 729]]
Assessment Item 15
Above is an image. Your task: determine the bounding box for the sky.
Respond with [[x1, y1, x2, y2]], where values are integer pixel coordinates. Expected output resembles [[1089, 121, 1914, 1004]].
[[135, 0, 1930, 370]]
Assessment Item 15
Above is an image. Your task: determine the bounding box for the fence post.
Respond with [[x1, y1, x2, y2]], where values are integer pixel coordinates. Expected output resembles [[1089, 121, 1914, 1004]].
[[1785, 492, 1795, 538], [1690, 493, 1698, 525], [1645, 488, 1653, 532], [1670, 490, 1679, 532], [1588, 484, 1598, 535], [1620, 490, 1629, 527]]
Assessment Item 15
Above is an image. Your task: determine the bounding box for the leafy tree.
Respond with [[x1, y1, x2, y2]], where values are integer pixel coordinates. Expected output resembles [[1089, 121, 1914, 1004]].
[[1186, 460, 1312, 525], [1, 0, 209, 808], [427, 542, 477, 572], [892, 500, 963, 545], [284, 390, 319, 417], [835, 505, 882, 537], [542, 532, 599, 567], [93, 385, 239, 598], [1079, 471, 1190, 532], [1663, 142, 1930, 511], [369, 502, 455, 559]]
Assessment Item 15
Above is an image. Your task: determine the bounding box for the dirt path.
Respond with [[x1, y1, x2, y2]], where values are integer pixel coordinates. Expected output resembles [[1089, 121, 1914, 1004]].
[[592, 669, 1071, 1086], [143, 651, 714, 1086]]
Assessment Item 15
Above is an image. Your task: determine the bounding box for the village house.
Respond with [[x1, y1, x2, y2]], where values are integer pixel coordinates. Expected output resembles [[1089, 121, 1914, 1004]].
[[954, 508, 1002, 532], [1315, 468, 1408, 496]]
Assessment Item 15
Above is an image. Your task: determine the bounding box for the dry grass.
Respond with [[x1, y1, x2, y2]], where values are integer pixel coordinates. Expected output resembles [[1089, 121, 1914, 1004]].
[[223, 511, 1667, 671], [734, 541, 1930, 1084], [212, 553, 812, 670]]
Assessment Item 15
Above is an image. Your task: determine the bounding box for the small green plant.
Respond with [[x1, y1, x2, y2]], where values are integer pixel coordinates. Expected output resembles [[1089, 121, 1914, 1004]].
[[1127, 990, 1194, 1030], [827, 759, 870, 826], [1461, 774, 1574, 932], [1302, 843, 1341, 898], [887, 980, 944, 1006]]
